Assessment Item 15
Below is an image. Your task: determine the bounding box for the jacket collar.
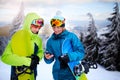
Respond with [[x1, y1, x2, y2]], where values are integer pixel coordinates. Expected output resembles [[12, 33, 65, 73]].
[[52, 30, 69, 39]]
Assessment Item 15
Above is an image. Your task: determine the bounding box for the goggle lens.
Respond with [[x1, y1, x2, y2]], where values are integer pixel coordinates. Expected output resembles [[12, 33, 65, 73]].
[[32, 18, 44, 27], [51, 19, 63, 27]]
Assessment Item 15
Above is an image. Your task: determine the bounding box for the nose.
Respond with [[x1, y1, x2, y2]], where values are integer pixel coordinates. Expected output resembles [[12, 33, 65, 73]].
[[37, 27, 41, 31], [53, 27, 58, 31]]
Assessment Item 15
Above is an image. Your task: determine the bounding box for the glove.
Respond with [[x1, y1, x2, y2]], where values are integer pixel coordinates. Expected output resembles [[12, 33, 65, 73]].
[[81, 61, 89, 74], [58, 54, 70, 63], [58, 54, 70, 69], [30, 54, 39, 70], [17, 65, 28, 72]]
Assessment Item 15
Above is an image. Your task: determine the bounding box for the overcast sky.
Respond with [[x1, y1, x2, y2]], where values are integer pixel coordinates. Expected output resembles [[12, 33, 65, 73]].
[[0, 0, 120, 25]]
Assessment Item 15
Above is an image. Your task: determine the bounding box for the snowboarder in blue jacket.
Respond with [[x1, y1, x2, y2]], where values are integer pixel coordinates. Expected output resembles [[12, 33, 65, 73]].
[[44, 12, 85, 80]]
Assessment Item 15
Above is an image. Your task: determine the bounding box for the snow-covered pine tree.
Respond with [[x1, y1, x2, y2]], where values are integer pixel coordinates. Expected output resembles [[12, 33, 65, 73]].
[[98, 2, 120, 71], [0, 36, 9, 55], [9, 2, 24, 38], [83, 13, 99, 64], [0, 2, 24, 55], [117, 12, 120, 71]]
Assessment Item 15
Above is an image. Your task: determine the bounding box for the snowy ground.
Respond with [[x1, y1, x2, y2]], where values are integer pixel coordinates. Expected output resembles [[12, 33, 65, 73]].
[[0, 58, 120, 80]]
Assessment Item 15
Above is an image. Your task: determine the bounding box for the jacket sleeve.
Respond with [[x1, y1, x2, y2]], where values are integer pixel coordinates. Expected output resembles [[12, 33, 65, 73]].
[[44, 39, 54, 64], [36, 37, 44, 61], [68, 33, 85, 61], [1, 41, 31, 66]]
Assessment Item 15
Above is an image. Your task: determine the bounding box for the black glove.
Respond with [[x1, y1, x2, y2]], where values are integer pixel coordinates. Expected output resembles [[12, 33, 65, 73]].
[[30, 54, 39, 70], [81, 61, 89, 74], [58, 54, 70, 69]]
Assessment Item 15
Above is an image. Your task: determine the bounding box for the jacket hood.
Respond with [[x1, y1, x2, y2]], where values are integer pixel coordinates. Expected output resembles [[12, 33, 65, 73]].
[[22, 12, 41, 35]]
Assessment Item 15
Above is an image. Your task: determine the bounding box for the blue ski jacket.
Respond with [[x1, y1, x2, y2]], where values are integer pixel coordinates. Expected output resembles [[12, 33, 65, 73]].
[[44, 30, 85, 80]]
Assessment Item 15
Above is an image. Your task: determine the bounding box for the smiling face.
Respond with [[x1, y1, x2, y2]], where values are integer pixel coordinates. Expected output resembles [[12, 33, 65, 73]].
[[30, 18, 44, 34], [30, 24, 42, 34], [52, 26, 65, 35]]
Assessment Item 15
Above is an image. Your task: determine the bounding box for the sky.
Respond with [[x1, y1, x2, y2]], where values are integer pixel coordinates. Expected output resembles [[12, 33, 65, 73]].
[[0, 0, 120, 26]]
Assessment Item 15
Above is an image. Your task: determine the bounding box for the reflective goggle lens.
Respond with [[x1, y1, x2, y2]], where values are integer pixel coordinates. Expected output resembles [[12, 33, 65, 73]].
[[51, 19, 63, 27], [32, 18, 44, 27]]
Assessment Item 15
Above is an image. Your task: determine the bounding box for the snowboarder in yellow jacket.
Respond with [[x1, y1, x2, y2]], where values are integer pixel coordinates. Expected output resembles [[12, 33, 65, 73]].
[[1, 12, 44, 80]]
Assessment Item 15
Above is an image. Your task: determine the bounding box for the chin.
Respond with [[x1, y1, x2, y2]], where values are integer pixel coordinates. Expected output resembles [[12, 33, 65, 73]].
[[33, 32, 38, 34], [54, 32, 61, 34], [55, 33, 58, 34]]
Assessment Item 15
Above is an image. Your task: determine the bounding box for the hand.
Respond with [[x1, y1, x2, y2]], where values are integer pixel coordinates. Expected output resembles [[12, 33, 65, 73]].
[[58, 54, 70, 64], [45, 53, 54, 59], [44, 52, 54, 59], [30, 54, 39, 70], [58, 54, 70, 69]]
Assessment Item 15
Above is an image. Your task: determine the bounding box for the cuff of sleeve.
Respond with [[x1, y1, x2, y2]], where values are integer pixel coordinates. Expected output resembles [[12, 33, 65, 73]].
[[24, 58, 31, 66]]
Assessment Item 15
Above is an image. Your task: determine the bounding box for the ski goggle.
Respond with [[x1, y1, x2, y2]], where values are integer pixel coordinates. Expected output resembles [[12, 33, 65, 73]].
[[50, 19, 63, 27], [31, 18, 44, 27]]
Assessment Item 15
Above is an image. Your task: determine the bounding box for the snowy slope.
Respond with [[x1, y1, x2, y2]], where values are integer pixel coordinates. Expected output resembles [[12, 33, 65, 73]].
[[0, 58, 120, 80]]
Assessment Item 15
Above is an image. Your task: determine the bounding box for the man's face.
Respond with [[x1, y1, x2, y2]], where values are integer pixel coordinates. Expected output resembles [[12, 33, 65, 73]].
[[52, 26, 64, 35], [30, 24, 42, 34], [30, 18, 44, 34]]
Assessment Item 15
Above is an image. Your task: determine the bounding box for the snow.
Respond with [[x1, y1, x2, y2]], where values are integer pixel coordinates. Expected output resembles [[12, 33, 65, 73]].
[[0, 58, 120, 80]]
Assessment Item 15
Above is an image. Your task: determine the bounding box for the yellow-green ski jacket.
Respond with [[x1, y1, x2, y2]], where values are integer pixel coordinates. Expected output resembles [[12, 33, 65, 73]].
[[1, 13, 44, 67]]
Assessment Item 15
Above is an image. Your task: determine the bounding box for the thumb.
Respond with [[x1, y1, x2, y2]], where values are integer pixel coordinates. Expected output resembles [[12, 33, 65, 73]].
[[49, 54, 54, 58]]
